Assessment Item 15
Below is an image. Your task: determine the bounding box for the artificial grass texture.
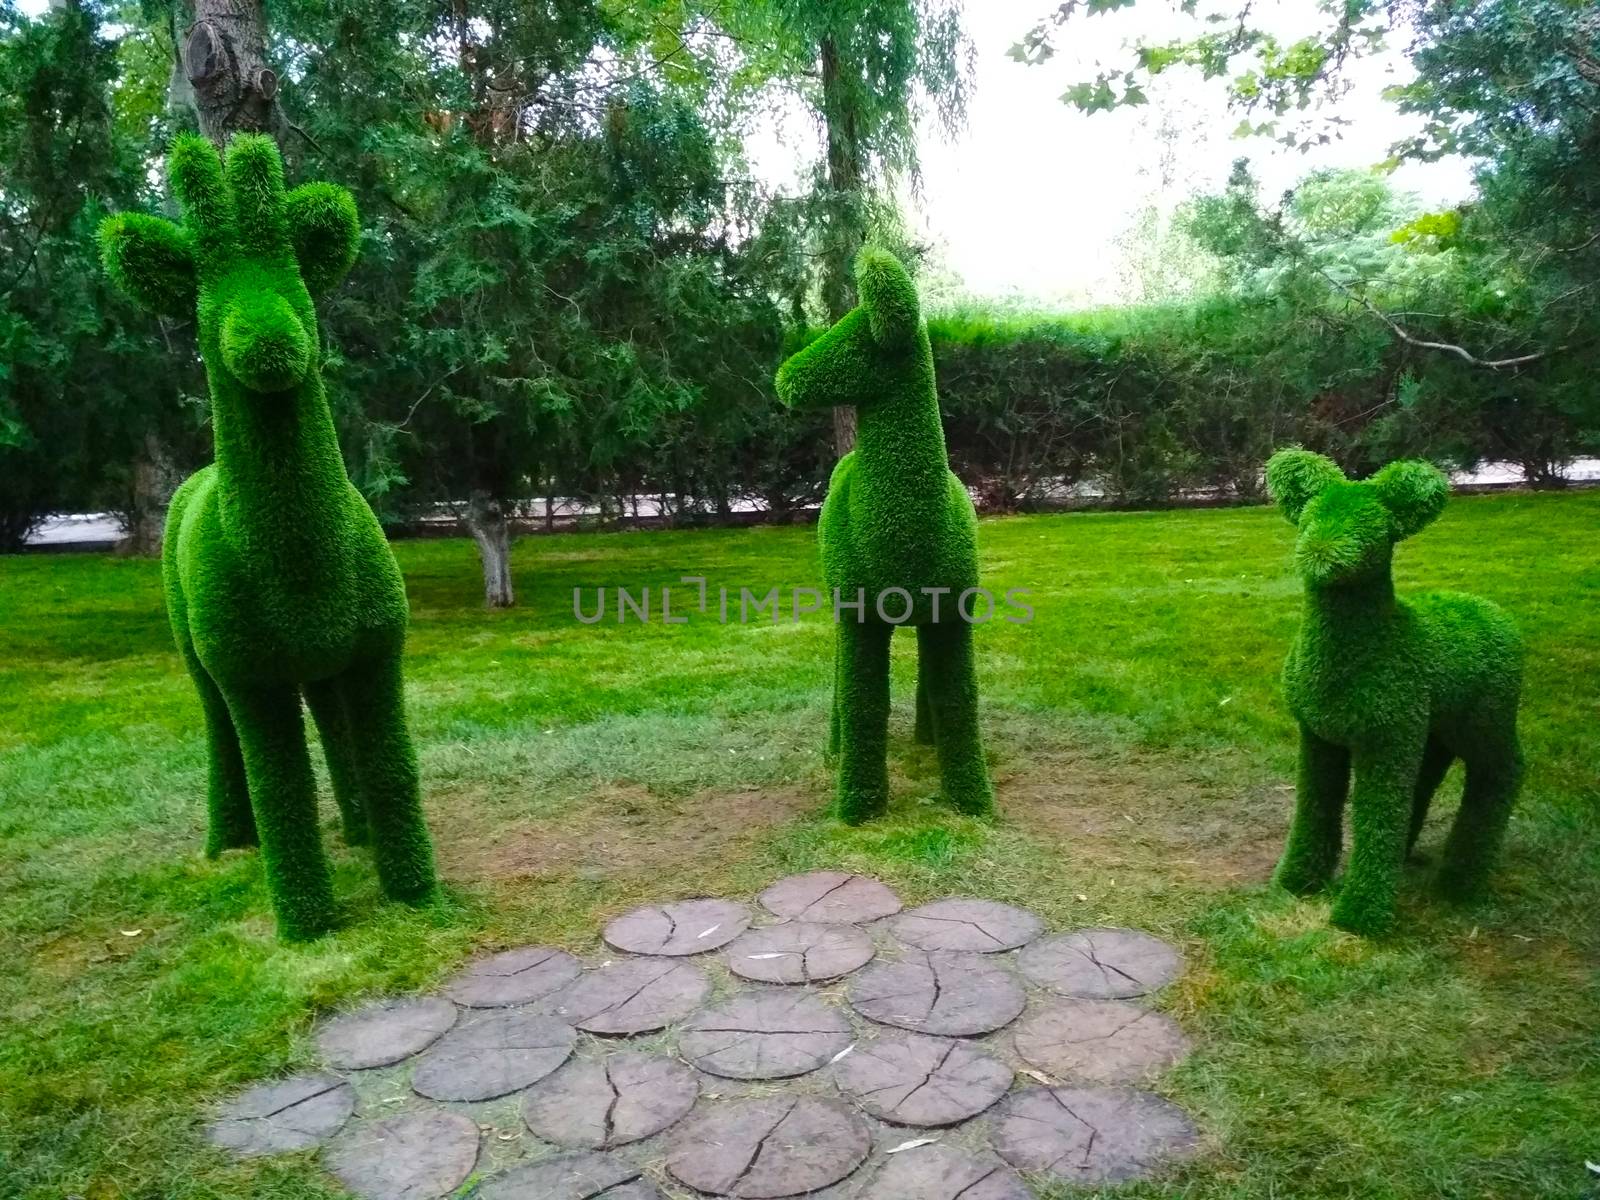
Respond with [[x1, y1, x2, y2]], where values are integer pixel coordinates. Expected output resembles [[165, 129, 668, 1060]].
[[777, 249, 994, 822], [1265, 451, 1525, 936], [99, 134, 436, 940], [1, 493, 1598, 1198]]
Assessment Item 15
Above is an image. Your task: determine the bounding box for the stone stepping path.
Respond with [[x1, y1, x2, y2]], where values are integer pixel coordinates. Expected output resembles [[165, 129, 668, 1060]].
[[207, 873, 1200, 1199]]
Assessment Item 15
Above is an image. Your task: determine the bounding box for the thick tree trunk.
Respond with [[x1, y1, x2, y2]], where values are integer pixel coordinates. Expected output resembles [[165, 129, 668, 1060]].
[[465, 490, 515, 608], [820, 32, 865, 458], [122, 433, 175, 555], [182, 0, 277, 147]]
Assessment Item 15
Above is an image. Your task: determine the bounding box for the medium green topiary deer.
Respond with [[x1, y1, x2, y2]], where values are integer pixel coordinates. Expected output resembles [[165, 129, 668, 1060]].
[[1265, 448, 1524, 935], [100, 134, 438, 940], [776, 249, 994, 823]]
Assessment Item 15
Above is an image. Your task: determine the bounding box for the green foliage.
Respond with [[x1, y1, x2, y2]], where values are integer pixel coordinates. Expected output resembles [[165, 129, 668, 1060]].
[[778, 250, 993, 822], [1266, 449, 1523, 935], [101, 134, 438, 942]]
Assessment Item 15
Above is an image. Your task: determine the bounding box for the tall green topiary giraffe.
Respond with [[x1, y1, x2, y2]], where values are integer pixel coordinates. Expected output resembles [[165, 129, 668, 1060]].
[[776, 248, 994, 823], [1265, 448, 1524, 936], [99, 134, 438, 941]]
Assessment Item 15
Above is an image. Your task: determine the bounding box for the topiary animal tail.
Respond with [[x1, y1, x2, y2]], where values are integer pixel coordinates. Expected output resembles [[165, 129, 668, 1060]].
[[1265, 448, 1524, 936], [101, 134, 438, 941], [777, 248, 994, 823]]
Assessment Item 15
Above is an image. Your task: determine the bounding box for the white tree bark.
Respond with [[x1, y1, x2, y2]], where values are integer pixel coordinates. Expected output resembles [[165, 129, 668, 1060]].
[[465, 491, 515, 608]]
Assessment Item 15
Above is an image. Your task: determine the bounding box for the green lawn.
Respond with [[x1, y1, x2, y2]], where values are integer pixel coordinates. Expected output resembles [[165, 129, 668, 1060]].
[[2, 492, 1597, 1200]]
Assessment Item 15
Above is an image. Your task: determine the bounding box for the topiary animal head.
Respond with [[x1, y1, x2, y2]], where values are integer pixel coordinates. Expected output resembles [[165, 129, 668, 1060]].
[[100, 133, 358, 395], [775, 247, 924, 412], [1266, 448, 1449, 589]]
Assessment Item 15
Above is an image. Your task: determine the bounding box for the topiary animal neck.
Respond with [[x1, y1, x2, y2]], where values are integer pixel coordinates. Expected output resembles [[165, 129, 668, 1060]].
[[851, 350, 948, 484], [1300, 572, 1398, 638]]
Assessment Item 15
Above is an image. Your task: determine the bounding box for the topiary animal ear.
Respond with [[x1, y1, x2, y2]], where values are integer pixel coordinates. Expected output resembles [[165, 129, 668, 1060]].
[[1266, 448, 1345, 525], [285, 182, 359, 295], [854, 247, 919, 349], [99, 213, 197, 318], [1371, 458, 1448, 539]]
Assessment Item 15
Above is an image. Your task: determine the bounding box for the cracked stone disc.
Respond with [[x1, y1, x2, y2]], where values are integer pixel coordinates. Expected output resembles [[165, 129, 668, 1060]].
[[317, 997, 458, 1070], [759, 872, 903, 924], [207, 1072, 354, 1156], [603, 898, 752, 956], [831, 1032, 1011, 1126], [1014, 999, 1191, 1084], [856, 1144, 1033, 1200], [990, 1086, 1198, 1185], [442, 945, 583, 1008], [667, 1096, 871, 1198], [410, 1008, 576, 1101], [847, 951, 1025, 1036], [726, 921, 875, 984], [550, 957, 710, 1035], [475, 1151, 660, 1200], [1018, 929, 1182, 999], [890, 899, 1042, 953], [522, 1051, 699, 1148], [325, 1110, 480, 1200], [679, 990, 853, 1079]]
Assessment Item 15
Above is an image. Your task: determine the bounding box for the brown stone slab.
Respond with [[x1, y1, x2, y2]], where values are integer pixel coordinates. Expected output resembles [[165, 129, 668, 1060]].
[[550, 958, 710, 1035], [667, 1096, 871, 1198], [857, 1144, 1033, 1200], [317, 997, 458, 1070], [474, 1151, 660, 1199], [848, 951, 1025, 1036], [758, 872, 903, 924], [410, 1008, 576, 1101], [890, 899, 1042, 953], [603, 898, 751, 957], [1013, 999, 1190, 1085], [325, 1110, 479, 1200], [1017, 929, 1182, 999], [679, 990, 853, 1080], [207, 1072, 354, 1157], [989, 1086, 1198, 1185], [522, 1051, 699, 1149], [726, 921, 875, 984], [831, 1032, 1011, 1126], [441, 946, 583, 1008]]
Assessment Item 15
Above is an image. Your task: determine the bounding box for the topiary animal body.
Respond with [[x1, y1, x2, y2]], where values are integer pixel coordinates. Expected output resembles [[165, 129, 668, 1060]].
[[100, 134, 437, 940], [1265, 449, 1523, 936], [776, 249, 993, 823]]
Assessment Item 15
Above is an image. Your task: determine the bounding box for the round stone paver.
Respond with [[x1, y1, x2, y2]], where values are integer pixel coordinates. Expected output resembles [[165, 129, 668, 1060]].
[[207, 1072, 354, 1157], [317, 997, 458, 1070], [855, 1144, 1033, 1200], [410, 1008, 576, 1101], [1018, 929, 1182, 999], [1014, 999, 1191, 1085], [890, 899, 1042, 953], [551, 958, 710, 1035], [848, 951, 1025, 1036], [990, 1086, 1198, 1185], [679, 990, 853, 1080], [441, 945, 583, 1008], [726, 921, 875, 985], [475, 1151, 660, 1199], [832, 1031, 1011, 1126], [325, 1110, 479, 1200], [522, 1051, 699, 1148], [759, 872, 903, 924], [603, 898, 752, 957], [667, 1096, 871, 1198]]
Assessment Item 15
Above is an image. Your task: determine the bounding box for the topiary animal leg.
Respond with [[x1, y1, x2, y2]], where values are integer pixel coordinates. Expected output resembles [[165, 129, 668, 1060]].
[[1406, 738, 1454, 859], [303, 677, 369, 847], [185, 652, 257, 856], [1273, 726, 1349, 896], [913, 627, 937, 747], [922, 621, 993, 816], [1330, 742, 1422, 936], [225, 683, 337, 941], [827, 637, 842, 762], [834, 619, 892, 824], [1436, 734, 1522, 901], [340, 653, 437, 906]]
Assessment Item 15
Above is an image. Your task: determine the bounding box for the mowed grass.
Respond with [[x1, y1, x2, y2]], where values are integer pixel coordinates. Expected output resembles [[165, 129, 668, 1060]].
[[1, 492, 1597, 1200]]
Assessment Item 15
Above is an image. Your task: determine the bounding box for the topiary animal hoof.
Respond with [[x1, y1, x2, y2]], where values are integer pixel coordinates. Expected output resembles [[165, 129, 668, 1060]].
[[1328, 896, 1394, 938], [836, 788, 889, 825], [1433, 868, 1487, 904], [1272, 862, 1332, 897]]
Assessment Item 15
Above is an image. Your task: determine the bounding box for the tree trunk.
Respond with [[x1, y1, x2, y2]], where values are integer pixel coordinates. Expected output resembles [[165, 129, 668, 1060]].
[[465, 490, 515, 608], [820, 32, 865, 458], [182, 0, 277, 147], [122, 432, 175, 555]]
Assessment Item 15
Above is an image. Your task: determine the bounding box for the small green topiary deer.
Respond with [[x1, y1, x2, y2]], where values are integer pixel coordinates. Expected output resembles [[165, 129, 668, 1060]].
[[776, 249, 994, 823], [1265, 448, 1524, 935], [100, 134, 438, 940]]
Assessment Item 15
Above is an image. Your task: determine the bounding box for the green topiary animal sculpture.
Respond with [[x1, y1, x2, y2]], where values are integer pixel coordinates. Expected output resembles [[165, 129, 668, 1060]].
[[1265, 448, 1524, 935], [776, 248, 994, 823], [100, 134, 438, 941]]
